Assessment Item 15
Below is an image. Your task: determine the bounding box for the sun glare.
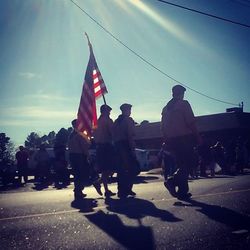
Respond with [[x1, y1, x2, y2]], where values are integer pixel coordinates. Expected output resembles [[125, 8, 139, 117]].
[[127, 0, 198, 47]]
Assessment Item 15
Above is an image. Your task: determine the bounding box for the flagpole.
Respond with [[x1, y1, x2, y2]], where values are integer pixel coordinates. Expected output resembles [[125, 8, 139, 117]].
[[102, 94, 107, 105], [85, 32, 107, 106]]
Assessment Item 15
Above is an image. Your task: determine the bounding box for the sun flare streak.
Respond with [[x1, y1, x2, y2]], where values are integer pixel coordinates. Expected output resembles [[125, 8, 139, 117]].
[[127, 0, 200, 49]]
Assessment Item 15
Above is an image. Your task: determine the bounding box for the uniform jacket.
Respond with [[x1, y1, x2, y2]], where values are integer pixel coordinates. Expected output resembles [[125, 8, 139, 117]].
[[161, 98, 198, 139], [94, 115, 113, 144], [68, 130, 89, 155]]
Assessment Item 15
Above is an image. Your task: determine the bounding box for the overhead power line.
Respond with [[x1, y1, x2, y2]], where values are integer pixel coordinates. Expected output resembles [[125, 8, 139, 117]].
[[158, 0, 250, 28], [69, 0, 239, 106]]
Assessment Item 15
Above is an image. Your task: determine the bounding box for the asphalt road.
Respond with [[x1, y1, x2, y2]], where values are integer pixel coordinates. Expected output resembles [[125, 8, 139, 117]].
[[0, 171, 250, 250]]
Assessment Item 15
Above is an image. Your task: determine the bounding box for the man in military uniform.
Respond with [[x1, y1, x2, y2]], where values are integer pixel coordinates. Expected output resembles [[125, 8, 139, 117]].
[[113, 103, 137, 199], [68, 119, 102, 201], [161, 85, 201, 200], [94, 104, 116, 198]]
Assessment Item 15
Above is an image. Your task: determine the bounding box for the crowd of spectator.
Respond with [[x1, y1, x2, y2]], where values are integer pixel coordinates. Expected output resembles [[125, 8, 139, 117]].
[[0, 136, 249, 189], [160, 136, 250, 180]]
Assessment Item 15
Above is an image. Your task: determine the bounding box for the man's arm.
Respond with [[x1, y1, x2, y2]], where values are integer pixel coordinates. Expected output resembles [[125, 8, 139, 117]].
[[127, 118, 136, 151], [78, 134, 90, 155], [161, 107, 168, 141], [184, 101, 201, 144]]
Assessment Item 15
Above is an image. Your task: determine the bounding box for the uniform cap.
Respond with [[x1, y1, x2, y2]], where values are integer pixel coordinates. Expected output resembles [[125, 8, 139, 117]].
[[71, 119, 77, 128], [100, 104, 112, 113], [120, 103, 132, 111], [172, 85, 186, 95]]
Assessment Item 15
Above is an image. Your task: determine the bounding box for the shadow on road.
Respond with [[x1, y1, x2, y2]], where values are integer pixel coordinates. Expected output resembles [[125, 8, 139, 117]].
[[105, 197, 182, 222], [32, 182, 50, 191], [85, 210, 155, 249], [71, 198, 98, 213], [82, 197, 182, 249], [133, 175, 160, 184], [174, 198, 250, 231]]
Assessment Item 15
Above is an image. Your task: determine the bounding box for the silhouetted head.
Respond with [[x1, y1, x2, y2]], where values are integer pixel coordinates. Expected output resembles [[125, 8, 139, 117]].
[[172, 85, 186, 99], [120, 103, 132, 112], [120, 103, 132, 116], [71, 119, 77, 129], [100, 104, 112, 114]]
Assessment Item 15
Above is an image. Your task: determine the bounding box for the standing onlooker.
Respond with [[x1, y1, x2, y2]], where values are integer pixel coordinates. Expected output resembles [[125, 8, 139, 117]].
[[158, 142, 176, 180], [113, 103, 137, 199], [34, 144, 50, 183], [211, 141, 227, 174], [234, 138, 248, 174], [196, 137, 214, 177], [225, 139, 236, 174], [94, 104, 116, 198], [53, 143, 69, 187], [15, 146, 29, 184], [161, 85, 201, 200], [68, 119, 102, 201]]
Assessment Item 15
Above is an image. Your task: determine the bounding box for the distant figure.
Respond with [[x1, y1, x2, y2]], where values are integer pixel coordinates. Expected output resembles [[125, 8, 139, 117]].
[[196, 137, 215, 177], [113, 103, 138, 199], [15, 146, 29, 184], [234, 138, 247, 174], [158, 142, 176, 179], [211, 141, 227, 174], [94, 104, 116, 198], [68, 119, 102, 201], [53, 143, 69, 187], [161, 85, 201, 200], [34, 144, 50, 183]]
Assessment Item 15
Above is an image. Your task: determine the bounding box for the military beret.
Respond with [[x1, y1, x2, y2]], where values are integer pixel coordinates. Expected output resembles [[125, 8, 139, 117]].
[[100, 104, 112, 113], [172, 85, 186, 95], [120, 103, 132, 111]]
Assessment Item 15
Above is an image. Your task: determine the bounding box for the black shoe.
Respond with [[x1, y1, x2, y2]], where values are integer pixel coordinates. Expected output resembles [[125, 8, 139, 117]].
[[74, 192, 87, 200], [128, 190, 136, 196], [177, 192, 192, 200], [105, 190, 116, 197], [164, 180, 177, 197]]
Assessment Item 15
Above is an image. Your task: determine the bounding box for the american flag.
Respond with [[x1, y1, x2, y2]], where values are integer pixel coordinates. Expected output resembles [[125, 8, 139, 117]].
[[76, 42, 107, 137], [93, 68, 107, 99]]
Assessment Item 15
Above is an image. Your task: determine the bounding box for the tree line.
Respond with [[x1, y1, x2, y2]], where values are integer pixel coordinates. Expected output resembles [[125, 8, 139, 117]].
[[0, 127, 73, 168], [24, 127, 73, 149]]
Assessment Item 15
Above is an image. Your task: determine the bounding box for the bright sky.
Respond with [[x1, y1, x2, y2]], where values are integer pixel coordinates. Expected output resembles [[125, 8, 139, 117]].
[[0, 0, 250, 146]]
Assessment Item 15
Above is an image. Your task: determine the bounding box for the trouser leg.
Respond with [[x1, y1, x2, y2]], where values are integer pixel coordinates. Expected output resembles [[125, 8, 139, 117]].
[[117, 169, 127, 196], [169, 136, 195, 196], [70, 155, 86, 197], [18, 172, 22, 184], [174, 167, 189, 195], [23, 169, 28, 183], [127, 171, 134, 193], [73, 172, 84, 194]]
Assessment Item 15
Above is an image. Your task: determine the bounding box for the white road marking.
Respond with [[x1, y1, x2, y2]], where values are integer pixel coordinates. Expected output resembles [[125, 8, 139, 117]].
[[0, 188, 249, 222]]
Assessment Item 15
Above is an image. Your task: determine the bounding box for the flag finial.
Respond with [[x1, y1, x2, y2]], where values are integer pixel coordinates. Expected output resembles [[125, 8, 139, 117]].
[[84, 32, 92, 49]]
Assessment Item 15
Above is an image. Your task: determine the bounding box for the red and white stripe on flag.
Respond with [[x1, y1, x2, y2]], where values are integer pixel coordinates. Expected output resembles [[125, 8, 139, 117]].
[[76, 46, 107, 138], [93, 68, 107, 99], [76, 79, 97, 138]]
